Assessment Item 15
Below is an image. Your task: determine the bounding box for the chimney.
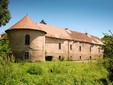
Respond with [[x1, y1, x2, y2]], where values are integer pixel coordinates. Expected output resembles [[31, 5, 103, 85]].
[[65, 28, 68, 30], [85, 32, 88, 35], [40, 20, 47, 24]]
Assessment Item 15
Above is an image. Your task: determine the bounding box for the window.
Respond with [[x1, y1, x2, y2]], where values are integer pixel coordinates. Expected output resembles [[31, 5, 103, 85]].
[[25, 34, 30, 45], [79, 46, 81, 51], [70, 45, 72, 50], [59, 43, 61, 49], [24, 52, 29, 59], [79, 56, 81, 60], [90, 46, 92, 52], [89, 56, 91, 59], [59, 56, 61, 60]]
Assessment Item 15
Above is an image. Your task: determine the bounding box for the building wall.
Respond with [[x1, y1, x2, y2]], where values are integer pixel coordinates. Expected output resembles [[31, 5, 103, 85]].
[[7, 29, 46, 62], [7, 29, 103, 62], [45, 37, 103, 61]]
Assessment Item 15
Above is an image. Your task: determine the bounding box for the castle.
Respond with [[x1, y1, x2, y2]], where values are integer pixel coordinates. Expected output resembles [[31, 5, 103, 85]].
[[6, 16, 103, 62]]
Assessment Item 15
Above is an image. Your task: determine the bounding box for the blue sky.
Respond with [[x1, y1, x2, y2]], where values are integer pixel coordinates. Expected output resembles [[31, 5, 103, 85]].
[[0, 0, 113, 38]]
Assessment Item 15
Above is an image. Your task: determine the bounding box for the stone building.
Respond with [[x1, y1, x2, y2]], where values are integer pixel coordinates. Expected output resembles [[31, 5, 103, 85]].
[[6, 16, 103, 62]]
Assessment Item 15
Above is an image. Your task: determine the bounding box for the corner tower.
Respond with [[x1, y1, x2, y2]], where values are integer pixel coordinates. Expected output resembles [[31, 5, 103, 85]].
[[6, 16, 46, 62]]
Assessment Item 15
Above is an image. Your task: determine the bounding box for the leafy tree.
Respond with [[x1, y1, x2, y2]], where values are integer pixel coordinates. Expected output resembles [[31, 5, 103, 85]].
[[0, 0, 11, 27], [102, 30, 113, 58], [102, 30, 113, 82], [0, 33, 11, 58]]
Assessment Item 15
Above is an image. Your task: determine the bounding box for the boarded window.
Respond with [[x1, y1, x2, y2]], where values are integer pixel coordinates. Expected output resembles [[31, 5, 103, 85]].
[[70, 45, 72, 50], [24, 52, 29, 59], [59, 43, 61, 49], [25, 34, 30, 45], [79, 46, 81, 51]]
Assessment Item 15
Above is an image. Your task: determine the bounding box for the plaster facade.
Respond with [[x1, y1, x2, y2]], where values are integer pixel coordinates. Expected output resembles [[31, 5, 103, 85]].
[[6, 16, 103, 62], [7, 29, 46, 62]]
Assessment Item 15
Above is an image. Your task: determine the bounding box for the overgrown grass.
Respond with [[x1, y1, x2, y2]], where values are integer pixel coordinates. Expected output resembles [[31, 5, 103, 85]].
[[0, 59, 109, 85]]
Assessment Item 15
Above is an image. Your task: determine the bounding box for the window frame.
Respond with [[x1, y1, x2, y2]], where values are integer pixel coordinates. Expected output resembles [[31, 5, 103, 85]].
[[79, 46, 81, 51], [25, 34, 30, 45], [70, 45, 72, 50], [24, 52, 29, 60], [59, 43, 61, 49]]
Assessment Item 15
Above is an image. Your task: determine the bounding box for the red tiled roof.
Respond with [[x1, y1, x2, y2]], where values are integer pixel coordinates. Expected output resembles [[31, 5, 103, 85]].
[[6, 16, 103, 45], [68, 30, 103, 44], [38, 23, 103, 45], [6, 16, 46, 33], [38, 23, 71, 39]]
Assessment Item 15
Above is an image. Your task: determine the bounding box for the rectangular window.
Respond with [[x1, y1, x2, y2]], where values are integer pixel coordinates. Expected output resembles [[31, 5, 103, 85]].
[[59, 43, 61, 49], [90, 46, 92, 52], [70, 45, 72, 50], [24, 52, 29, 59], [89, 56, 92, 59], [79, 46, 81, 51], [79, 56, 81, 60], [59, 56, 61, 60]]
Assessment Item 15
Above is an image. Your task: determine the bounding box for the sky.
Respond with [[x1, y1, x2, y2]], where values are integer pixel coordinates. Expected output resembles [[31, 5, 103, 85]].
[[0, 0, 113, 38]]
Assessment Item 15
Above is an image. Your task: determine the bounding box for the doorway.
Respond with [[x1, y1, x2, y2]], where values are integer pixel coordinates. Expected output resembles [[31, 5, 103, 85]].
[[45, 56, 53, 61]]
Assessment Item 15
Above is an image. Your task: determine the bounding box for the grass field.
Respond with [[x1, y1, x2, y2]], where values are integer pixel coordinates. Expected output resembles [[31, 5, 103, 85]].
[[0, 59, 109, 85]]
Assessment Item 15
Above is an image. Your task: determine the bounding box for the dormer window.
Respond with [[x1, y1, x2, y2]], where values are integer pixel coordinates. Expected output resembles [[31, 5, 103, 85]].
[[25, 34, 30, 45]]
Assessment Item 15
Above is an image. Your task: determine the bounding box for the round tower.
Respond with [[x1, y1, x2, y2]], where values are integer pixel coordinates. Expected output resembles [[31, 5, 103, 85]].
[[6, 16, 46, 62]]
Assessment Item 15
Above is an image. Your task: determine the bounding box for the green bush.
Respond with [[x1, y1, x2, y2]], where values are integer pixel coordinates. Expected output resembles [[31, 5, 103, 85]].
[[0, 60, 109, 85], [103, 58, 113, 82], [49, 64, 62, 74], [27, 65, 43, 75]]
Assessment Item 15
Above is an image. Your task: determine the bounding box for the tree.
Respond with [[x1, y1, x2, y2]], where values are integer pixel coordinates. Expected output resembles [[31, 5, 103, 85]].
[[102, 30, 113, 58], [0, 33, 11, 58], [0, 0, 11, 27], [102, 30, 113, 82]]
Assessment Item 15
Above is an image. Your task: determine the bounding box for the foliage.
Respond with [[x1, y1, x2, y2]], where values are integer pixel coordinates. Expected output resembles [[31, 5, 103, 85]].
[[102, 31, 113, 83], [102, 30, 113, 58], [0, 60, 109, 85], [27, 65, 43, 75], [0, 33, 11, 58], [103, 58, 113, 82], [0, 0, 11, 27]]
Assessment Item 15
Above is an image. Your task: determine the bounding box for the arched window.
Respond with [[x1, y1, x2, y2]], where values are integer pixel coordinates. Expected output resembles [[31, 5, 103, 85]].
[[25, 34, 30, 45]]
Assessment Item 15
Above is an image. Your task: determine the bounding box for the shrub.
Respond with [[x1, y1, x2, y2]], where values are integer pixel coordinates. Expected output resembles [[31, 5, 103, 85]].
[[27, 65, 43, 75], [103, 58, 113, 82]]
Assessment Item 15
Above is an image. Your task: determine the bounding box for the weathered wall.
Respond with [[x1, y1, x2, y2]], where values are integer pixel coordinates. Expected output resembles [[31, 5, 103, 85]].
[[7, 29, 46, 62], [7, 29, 103, 62], [45, 37, 103, 61]]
